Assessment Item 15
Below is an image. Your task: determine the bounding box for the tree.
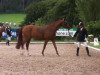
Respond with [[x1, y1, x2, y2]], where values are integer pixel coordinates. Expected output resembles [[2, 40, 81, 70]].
[[76, 0, 100, 39], [24, 1, 47, 24], [42, 0, 79, 25], [22, 0, 79, 26], [22, 0, 57, 25], [76, 0, 100, 22]]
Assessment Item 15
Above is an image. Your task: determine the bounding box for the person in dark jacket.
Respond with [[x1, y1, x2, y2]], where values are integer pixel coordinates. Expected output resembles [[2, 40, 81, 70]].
[[6, 26, 12, 46], [74, 22, 91, 56]]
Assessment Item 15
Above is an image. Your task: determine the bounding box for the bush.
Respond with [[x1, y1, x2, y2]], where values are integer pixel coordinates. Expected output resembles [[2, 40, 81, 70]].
[[87, 20, 100, 41]]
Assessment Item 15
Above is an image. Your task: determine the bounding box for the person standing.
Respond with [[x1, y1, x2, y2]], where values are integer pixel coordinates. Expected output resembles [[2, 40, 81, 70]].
[[6, 26, 12, 46], [74, 22, 91, 56]]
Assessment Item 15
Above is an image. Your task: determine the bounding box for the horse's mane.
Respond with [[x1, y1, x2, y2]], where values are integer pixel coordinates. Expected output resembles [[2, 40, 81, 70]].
[[26, 19, 63, 29], [48, 19, 63, 25]]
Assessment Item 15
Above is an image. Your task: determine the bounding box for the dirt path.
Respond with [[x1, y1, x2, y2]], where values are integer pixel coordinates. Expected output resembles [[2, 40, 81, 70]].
[[0, 44, 100, 75]]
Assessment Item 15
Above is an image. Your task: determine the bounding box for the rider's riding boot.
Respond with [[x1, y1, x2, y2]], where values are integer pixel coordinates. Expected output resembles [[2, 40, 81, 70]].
[[86, 47, 91, 57], [76, 47, 79, 56]]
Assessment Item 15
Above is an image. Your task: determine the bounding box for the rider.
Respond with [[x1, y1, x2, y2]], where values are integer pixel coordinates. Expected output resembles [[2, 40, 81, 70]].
[[74, 22, 91, 56]]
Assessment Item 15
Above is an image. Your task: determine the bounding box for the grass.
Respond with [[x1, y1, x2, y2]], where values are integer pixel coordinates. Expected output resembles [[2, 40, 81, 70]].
[[89, 42, 100, 49], [0, 13, 26, 26]]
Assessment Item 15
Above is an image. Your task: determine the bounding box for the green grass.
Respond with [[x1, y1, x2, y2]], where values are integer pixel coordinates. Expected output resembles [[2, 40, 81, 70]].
[[89, 42, 100, 49], [0, 13, 26, 26]]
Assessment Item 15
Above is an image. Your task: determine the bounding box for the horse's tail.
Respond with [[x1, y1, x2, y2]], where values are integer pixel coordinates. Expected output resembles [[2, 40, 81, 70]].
[[16, 27, 23, 49]]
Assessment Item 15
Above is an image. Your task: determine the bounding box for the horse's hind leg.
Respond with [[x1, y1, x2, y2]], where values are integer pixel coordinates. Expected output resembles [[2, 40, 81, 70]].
[[26, 39, 31, 56], [52, 40, 60, 56], [20, 41, 25, 56], [20, 38, 28, 56], [42, 40, 48, 56]]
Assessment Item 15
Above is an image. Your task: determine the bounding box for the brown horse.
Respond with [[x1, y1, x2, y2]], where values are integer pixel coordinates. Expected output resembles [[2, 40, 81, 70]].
[[16, 19, 71, 56]]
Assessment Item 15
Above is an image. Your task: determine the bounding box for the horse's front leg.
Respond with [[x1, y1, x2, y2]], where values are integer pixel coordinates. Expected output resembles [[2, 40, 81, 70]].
[[42, 40, 48, 56], [20, 38, 26, 56], [26, 39, 31, 56], [52, 40, 60, 56]]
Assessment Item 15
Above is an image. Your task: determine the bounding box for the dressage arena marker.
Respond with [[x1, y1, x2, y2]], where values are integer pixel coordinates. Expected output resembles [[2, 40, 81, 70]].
[[94, 38, 99, 46]]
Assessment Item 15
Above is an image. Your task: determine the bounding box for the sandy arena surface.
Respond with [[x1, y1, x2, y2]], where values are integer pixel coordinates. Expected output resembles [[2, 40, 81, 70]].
[[0, 43, 100, 75]]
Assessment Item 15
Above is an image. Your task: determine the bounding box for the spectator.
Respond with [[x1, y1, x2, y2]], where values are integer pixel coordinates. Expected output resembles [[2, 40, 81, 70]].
[[6, 26, 12, 46]]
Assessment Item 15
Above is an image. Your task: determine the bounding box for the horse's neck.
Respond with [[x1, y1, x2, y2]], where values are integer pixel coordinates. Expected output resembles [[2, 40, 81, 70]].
[[48, 20, 62, 31], [37, 20, 63, 34]]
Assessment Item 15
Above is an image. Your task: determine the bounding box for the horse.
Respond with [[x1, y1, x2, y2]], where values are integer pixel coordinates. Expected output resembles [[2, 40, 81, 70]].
[[16, 19, 71, 56]]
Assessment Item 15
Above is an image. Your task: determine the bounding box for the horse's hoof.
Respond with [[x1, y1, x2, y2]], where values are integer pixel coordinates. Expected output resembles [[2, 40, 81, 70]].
[[88, 55, 91, 57], [42, 53, 44, 56], [57, 53, 60, 56], [57, 54, 60, 56], [27, 54, 31, 57], [16, 46, 20, 49], [76, 54, 79, 56], [42, 52, 45, 56]]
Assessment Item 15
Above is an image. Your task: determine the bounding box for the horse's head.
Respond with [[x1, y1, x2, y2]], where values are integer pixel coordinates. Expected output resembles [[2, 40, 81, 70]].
[[61, 19, 72, 30], [49, 19, 72, 31]]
